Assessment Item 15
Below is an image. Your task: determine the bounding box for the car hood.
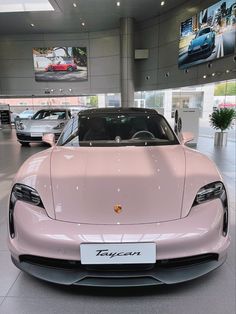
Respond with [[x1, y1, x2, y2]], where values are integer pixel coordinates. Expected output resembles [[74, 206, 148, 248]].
[[21, 119, 66, 132], [51, 145, 186, 224], [191, 35, 208, 46]]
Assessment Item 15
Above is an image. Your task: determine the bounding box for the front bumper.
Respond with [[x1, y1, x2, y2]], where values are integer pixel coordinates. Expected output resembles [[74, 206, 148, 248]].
[[16, 132, 61, 143], [8, 199, 230, 286], [12, 253, 226, 287], [188, 43, 213, 56]]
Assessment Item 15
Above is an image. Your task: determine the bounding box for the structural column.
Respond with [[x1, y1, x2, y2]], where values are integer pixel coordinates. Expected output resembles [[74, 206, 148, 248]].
[[163, 90, 173, 119], [120, 17, 135, 107], [202, 84, 215, 119]]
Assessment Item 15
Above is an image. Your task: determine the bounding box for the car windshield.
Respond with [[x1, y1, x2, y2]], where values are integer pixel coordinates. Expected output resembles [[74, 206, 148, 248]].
[[32, 110, 67, 120], [57, 112, 179, 147], [21, 110, 34, 115], [197, 28, 210, 37]]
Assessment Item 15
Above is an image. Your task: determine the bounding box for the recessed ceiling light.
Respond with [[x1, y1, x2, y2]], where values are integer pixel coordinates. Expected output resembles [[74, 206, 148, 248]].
[[212, 73, 215, 77], [203, 75, 207, 79], [73, 3, 77, 8], [0, 0, 54, 13], [161, 1, 165, 6], [30, 23, 35, 27], [81, 22, 85, 26], [116, 2, 121, 6], [226, 69, 230, 73]]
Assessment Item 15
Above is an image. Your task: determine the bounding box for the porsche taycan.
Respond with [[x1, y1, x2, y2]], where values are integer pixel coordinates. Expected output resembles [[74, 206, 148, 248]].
[[8, 108, 229, 286]]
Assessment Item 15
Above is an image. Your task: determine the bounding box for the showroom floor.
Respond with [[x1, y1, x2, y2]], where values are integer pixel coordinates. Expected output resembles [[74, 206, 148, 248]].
[[0, 129, 235, 314]]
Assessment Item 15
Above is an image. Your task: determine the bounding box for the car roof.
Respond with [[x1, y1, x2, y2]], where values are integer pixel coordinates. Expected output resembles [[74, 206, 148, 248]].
[[36, 108, 70, 111], [78, 107, 161, 116]]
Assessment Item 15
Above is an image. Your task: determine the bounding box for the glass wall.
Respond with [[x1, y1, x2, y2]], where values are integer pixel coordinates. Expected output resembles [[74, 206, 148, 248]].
[[134, 91, 165, 109], [0, 93, 121, 115], [135, 79, 236, 119], [0, 80, 235, 120]]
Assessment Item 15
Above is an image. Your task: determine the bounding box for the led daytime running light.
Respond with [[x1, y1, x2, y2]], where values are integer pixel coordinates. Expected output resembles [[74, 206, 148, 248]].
[[194, 182, 224, 205], [11, 184, 44, 208]]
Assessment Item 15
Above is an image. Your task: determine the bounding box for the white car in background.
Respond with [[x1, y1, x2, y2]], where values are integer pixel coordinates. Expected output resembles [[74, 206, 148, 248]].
[[18, 109, 36, 120], [15, 108, 71, 146]]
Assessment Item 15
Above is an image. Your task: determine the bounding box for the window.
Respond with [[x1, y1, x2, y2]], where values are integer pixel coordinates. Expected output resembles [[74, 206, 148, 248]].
[[32, 110, 67, 120], [58, 112, 179, 147], [57, 118, 74, 145], [197, 28, 211, 37]]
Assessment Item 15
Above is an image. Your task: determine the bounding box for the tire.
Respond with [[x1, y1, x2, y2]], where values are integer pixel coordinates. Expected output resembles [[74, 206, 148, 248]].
[[48, 66, 53, 72], [19, 141, 30, 146]]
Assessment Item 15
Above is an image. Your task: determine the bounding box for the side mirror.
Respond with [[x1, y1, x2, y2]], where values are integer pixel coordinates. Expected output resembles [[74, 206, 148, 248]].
[[42, 133, 55, 147], [181, 132, 194, 145]]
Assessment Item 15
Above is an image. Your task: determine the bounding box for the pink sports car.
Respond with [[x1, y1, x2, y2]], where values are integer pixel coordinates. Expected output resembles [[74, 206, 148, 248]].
[[8, 108, 230, 286]]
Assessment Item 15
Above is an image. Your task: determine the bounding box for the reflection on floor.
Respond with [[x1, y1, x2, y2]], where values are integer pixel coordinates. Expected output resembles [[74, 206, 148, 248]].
[[0, 129, 235, 314]]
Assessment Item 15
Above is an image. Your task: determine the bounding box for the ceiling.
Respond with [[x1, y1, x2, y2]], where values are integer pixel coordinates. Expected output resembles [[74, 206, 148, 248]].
[[0, 0, 188, 35]]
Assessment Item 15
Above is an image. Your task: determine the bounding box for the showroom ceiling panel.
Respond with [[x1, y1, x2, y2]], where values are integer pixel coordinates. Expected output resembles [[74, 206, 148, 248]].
[[0, 0, 187, 34]]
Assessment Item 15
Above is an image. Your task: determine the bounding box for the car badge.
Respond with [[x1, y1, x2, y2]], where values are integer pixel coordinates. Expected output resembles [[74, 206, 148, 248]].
[[114, 204, 122, 214]]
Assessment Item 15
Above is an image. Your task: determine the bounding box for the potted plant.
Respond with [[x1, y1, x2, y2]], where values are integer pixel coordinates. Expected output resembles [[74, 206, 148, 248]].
[[210, 108, 235, 146]]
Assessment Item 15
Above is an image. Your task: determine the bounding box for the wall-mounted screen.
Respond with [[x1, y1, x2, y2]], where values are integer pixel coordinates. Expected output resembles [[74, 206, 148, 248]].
[[178, 0, 236, 69], [33, 47, 88, 81]]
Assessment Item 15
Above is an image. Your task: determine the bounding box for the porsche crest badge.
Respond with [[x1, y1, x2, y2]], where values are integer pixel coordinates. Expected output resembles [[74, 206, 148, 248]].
[[114, 204, 122, 214]]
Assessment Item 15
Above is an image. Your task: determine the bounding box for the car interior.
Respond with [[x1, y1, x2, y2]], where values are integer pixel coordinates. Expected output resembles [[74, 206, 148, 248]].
[[78, 115, 174, 142]]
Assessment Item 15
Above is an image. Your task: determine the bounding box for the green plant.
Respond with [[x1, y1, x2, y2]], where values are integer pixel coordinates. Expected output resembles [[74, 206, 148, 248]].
[[210, 108, 236, 132], [89, 95, 98, 107]]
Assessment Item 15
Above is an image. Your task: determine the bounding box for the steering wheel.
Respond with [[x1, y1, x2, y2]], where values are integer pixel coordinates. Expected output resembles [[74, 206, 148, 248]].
[[131, 130, 155, 139]]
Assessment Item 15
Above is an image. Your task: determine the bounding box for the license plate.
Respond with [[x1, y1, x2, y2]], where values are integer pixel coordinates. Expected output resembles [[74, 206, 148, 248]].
[[80, 243, 156, 265], [31, 133, 42, 137], [193, 45, 200, 50]]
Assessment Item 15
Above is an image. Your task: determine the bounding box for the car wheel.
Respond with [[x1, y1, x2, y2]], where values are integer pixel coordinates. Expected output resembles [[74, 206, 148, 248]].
[[67, 66, 73, 72], [19, 141, 30, 146], [48, 66, 53, 72]]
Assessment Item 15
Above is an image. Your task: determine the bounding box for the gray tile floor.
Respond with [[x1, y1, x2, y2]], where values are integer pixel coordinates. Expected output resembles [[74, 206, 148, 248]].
[[0, 129, 235, 314]]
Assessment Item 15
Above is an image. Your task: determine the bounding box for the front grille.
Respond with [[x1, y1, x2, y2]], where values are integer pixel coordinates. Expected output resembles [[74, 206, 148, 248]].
[[19, 253, 219, 271], [85, 264, 154, 272], [16, 133, 61, 142], [17, 134, 42, 141], [156, 253, 218, 268], [19, 255, 80, 269]]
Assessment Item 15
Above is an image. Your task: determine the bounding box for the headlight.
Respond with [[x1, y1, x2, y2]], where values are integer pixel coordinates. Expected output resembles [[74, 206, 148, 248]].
[[9, 184, 44, 238], [53, 122, 65, 130], [15, 121, 25, 130], [10, 184, 44, 207], [206, 34, 210, 39], [193, 182, 224, 205], [193, 181, 228, 236]]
